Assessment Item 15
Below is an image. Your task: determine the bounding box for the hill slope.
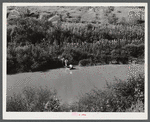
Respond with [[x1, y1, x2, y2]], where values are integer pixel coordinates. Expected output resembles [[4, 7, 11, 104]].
[[7, 6, 145, 24]]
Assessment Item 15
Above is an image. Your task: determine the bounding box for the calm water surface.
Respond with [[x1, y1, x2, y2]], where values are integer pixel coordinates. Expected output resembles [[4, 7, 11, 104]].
[[7, 65, 144, 105]]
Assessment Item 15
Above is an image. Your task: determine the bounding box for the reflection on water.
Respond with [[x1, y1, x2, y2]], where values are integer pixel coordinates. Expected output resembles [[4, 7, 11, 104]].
[[7, 65, 144, 105]]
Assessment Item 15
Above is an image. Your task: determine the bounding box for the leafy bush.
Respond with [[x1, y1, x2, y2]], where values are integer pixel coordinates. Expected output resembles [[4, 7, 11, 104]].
[[61, 47, 92, 65], [7, 44, 63, 74], [31, 57, 62, 72], [126, 99, 144, 112], [7, 86, 61, 112], [86, 23, 93, 30], [137, 44, 144, 58], [110, 48, 129, 64], [101, 55, 111, 64], [124, 43, 144, 58], [7, 44, 18, 74], [70, 74, 144, 112], [78, 59, 93, 66]]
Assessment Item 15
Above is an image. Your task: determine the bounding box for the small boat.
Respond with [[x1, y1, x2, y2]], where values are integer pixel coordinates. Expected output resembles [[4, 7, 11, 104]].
[[66, 64, 74, 70]]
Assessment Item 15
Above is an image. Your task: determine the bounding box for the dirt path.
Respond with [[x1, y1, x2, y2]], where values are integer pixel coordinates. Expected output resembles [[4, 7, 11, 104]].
[[7, 64, 144, 105]]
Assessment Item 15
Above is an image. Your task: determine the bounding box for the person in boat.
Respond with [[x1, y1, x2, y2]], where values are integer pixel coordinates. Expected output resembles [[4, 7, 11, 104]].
[[61, 57, 65, 66], [64, 58, 74, 69], [64, 58, 69, 68]]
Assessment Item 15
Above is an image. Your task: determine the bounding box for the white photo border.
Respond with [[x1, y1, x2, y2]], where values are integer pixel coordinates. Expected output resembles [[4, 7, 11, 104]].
[[3, 2, 148, 120]]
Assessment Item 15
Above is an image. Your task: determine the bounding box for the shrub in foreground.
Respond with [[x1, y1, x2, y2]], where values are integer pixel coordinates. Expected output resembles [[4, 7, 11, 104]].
[[7, 86, 61, 112], [70, 74, 144, 112], [126, 99, 144, 112]]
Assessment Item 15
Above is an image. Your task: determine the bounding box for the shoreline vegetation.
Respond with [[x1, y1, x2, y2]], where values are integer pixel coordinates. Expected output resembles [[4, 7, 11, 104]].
[[7, 6, 144, 74], [7, 74, 144, 112]]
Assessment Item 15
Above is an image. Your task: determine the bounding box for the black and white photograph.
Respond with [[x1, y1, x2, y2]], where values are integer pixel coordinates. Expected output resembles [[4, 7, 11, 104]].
[[3, 2, 148, 119]]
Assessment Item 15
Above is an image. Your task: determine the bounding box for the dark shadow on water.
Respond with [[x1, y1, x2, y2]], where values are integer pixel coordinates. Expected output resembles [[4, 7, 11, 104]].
[[7, 66, 64, 75], [67, 67, 77, 70], [39, 66, 64, 72], [7, 63, 64, 74], [40, 66, 78, 73], [7, 66, 78, 75]]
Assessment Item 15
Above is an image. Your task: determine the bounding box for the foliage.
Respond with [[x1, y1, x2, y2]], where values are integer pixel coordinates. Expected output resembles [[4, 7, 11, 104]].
[[126, 99, 144, 112], [78, 59, 94, 66], [124, 43, 144, 58], [71, 74, 144, 112], [7, 12, 144, 74], [7, 44, 63, 74], [7, 86, 61, 112]]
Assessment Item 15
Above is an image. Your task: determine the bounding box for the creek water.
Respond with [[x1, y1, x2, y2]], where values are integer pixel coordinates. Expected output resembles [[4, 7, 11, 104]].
[[7, 64, 144, 105]]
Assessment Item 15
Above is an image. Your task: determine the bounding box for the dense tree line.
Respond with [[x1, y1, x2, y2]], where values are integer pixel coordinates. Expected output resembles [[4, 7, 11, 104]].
[[7, 14, 144, 74]]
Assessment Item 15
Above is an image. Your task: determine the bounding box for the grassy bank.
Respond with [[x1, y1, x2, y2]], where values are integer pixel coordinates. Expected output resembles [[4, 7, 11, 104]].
[[7, 74, 144, 112]]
